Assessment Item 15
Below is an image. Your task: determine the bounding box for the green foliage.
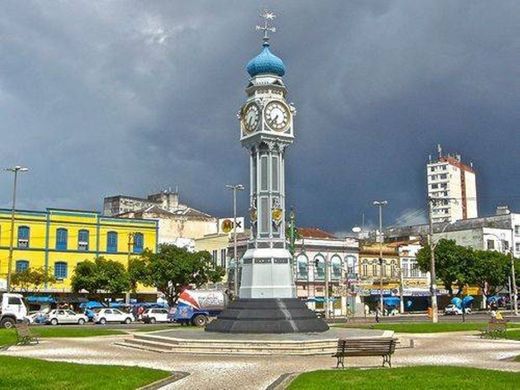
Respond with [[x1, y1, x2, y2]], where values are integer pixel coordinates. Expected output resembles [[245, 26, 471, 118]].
[[70, 257, 130, 295], [416, 239, 513, 296], [287, 366, 520, 390], [130, 244, 225, 305], [11, 267, 56, 292], [0, 355, 169, 390], [470, 250, 510, 295]]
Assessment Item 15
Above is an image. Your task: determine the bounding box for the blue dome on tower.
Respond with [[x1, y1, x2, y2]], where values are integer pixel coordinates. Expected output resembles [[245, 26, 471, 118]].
[[246, 44, 286, 77]]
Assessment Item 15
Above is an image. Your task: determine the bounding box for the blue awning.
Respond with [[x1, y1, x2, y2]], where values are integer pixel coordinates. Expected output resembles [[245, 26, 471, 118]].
[[26, 296, 56, 304]]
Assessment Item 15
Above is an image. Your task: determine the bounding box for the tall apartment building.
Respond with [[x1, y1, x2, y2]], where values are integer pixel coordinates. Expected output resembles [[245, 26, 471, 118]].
[[427, 146, 477, 223]]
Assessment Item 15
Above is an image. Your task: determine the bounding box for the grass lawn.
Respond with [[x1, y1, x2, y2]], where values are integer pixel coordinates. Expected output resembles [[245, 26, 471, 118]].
[[287, 366, 520, 389], [336, 322, 520, 333], [0, 327, 124, 347], [504, 329, 520, 341], [0, 355, 169, 390]]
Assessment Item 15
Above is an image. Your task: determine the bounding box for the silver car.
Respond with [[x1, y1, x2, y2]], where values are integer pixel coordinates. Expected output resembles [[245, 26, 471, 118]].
[[45, 309, 88, 325]]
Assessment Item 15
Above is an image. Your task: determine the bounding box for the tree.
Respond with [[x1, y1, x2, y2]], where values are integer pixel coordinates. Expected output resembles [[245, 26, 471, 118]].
[[416, 239, 473, 296], [468, 249, 511, 297], [130, 244, 225, 306], [11, 267, 56, 292], [71, 257, 130, 295]]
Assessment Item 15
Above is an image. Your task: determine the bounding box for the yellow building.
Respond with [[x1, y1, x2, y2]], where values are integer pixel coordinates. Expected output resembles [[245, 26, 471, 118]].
[[0, 208, 158, 295]]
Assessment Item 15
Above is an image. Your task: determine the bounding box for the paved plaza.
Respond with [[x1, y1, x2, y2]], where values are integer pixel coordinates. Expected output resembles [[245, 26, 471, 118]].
[[2, 331, 520, 389]]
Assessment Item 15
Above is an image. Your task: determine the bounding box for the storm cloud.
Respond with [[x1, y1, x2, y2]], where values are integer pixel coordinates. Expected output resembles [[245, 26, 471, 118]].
[[0, 1, 519, 233]]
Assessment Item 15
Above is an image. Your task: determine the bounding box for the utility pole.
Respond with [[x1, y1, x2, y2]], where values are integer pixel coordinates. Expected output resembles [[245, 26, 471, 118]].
[[325, 253, 330, 319], [126, 232, 135, 304], [226, 184, 244, 298], [428, 197, 439, 323], [5, 166, 28, 293], [373, 200, 388, 315], [399, 267, 405, 314]]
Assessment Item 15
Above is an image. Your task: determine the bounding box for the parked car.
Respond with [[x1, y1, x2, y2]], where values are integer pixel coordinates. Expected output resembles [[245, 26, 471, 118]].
[[93, 308, 135, 324], [45, 309, 88, 325], [26, 308, 50, 324], [444, 304, 471, 315], [142, 308, 170, 324]]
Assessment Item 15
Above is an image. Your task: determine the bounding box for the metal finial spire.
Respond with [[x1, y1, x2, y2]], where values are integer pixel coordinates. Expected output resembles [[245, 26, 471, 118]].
[[255, 10, 276, 46]]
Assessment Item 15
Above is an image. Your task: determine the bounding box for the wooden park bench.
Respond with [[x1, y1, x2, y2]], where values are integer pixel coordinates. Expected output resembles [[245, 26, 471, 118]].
[[332, 337, 397, 369], [479, 320, 508, 339], [15, 323, 39, 345]]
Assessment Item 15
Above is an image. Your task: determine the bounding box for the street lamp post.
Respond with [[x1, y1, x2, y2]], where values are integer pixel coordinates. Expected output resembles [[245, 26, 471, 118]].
[[5, 166, 28, 293], [226, 184, 244, 298], [373, 200, 388, 315], [427, 197, 439, 323]]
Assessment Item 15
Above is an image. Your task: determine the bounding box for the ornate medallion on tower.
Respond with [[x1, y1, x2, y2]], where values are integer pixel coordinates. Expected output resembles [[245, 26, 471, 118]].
[[206, 11, 328, 333]]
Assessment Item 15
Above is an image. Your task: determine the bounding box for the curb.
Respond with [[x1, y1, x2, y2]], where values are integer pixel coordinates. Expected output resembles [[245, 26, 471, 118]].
[[266, 372, 299, 390], [137, 371, 190, 390]]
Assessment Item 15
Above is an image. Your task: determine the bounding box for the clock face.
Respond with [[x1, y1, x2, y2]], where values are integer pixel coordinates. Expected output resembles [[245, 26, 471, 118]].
[[264, 101, 290, 131], [242, 102, 260, 133]]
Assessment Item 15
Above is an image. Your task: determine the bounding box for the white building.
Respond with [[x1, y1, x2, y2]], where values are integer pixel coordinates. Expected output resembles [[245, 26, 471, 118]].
[[427, 147, 477, 223]]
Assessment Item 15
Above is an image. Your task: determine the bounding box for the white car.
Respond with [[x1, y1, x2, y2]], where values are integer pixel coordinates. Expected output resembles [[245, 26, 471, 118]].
[[93, 308, 134, 324], [45, 309, 88, 325], [142, 308, 170, 324], [444, 304, 471, 315]]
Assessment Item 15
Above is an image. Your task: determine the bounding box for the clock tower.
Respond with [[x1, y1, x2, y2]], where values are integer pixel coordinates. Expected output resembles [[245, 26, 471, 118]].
[[206, 11, 328, 333], [238, 13, 296, 299]]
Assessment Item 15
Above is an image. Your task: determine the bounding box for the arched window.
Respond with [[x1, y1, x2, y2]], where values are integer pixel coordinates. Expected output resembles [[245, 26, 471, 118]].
[[54, 262, 68, 279], [78, 230, 89, 251], [345, 255, 357, 275], [331, 255, 342, 280], [15, 260, 29, 273], [133, 233, 144, 254], [362, 259, 368, 276], [56, 228, 68, 250], [17, 226, 30, 248], [314, 255, 325, 280], [296, 254, 308, 280], [107, 231, 118, 253]]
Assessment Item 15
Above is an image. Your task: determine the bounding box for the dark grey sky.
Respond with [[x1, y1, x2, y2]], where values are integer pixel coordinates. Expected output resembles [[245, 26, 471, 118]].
[[1, 1, 519, 233]]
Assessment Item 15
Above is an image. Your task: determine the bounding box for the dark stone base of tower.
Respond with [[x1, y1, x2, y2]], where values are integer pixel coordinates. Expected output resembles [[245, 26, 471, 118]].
[[205, 298, 329, 333]]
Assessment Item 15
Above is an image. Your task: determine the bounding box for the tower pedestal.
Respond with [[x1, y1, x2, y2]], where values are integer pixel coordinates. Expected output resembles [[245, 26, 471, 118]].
[[205, 298, 329, 333]]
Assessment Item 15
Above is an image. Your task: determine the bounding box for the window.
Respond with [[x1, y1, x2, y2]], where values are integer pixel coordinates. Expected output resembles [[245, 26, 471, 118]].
[[107, 231, 118, 253], [486, 239, 495, 250], [220, 249, 227, 268], [260, 155, 268, 191], [56, 228, 68, 250], [297, 254, 308, 279], [515, 225, 520, 235], [314, 256, 325, 280], [516, 243, 520, 252], [372, 264, 378, 276], [133, 233, 144, 253], [331, 256, 341, 280], [54, 262, 68, 279], [15, 260, 29, 273], [17, 226, 30, 248], [346, 255, 356, 274], [8, 297, 22, 305], [362, 262, 368, 276], [78, 229, 89, 251], [503, 240, 509, 251], [212, 250, 217, 266], [272, 156, 279, 192], [431, 184, 438, 189], [440, 174, 447, 179]]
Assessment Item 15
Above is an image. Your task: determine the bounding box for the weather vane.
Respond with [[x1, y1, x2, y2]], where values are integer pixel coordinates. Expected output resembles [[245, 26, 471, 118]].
[[255, 10, 276, 45]]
